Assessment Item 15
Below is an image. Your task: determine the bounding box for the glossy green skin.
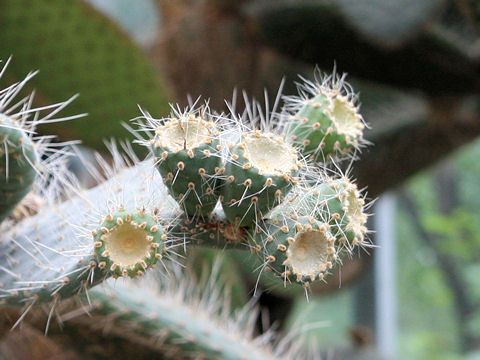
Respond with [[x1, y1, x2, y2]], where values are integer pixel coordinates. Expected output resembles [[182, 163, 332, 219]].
[[220, 145, 296, 227], [153, 140, 221, 217], [93, 209, 165, 278], [285, 93, 353, 161], [0, 124, 37, 222]]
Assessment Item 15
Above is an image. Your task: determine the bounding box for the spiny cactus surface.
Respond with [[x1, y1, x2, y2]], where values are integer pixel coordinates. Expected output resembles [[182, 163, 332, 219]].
[[93, 208, 167, 278], [0, 120, 37, 221], [150, 108, 223, 217], [283, 71, 367, 162], [255, 215, 338, 286], [0, 59, 85, 223], [0, 57, 371, 359], [221, 130, 301, 226], [84, 264, 317, 360]]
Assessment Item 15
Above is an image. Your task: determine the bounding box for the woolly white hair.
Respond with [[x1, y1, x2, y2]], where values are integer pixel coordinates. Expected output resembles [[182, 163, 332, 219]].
[[61, 258, 323, 360]]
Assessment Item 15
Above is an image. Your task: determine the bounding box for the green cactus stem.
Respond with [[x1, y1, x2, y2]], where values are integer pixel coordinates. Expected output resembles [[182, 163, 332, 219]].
[[0, 58, 85, 223], [82, 264, 313, 360], [255, 215, 337, 287], [0, 119, 37, 221], [0, 160, 177, 307], [283, 71, 367, 162], [150, 110, 222, 217], [220, 130, 301, 227]]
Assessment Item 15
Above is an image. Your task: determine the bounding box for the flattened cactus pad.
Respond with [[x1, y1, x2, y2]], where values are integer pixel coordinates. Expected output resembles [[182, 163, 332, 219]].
[[0, 119, 37, 221]]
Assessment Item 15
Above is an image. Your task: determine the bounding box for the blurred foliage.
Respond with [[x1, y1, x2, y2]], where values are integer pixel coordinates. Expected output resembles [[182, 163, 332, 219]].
[[423, 209, 480, 260], [287, 290, 353, 349], [397, 138, 480, 357], [396, 204, 460, 357]]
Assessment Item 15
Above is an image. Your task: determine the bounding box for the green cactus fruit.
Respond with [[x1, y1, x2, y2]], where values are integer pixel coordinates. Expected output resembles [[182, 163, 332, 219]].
[[93, 207, 167, 279], [284, 72, 366, 162], [220, 130, 300, 227], [290, 177, 369, 252], [0, 119, 37, 221], [255, 215, 337, 286], [151, 112, 222, 216]]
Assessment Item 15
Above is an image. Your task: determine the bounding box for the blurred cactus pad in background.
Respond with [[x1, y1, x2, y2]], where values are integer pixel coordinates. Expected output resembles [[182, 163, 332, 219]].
[[1, 0, 480, 359], [0, 0, 170, 149]]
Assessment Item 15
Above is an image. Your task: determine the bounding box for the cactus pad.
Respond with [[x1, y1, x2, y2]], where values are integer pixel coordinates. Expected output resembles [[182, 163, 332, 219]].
[[291, 177, 369, 251], [0, 119, 37, 221]]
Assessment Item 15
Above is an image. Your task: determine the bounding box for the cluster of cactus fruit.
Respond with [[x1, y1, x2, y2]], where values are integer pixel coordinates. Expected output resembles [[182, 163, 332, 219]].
[[0, 59, 370, 357]]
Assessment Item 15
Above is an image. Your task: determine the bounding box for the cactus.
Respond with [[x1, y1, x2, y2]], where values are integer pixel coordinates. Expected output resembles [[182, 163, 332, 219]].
[[283, 71, 368, 162], [277, 176, 370, 253], [93, 208, 167, 278], [254, 215, 338, 287], [0, 58, 84, 223], [221, 130, 301, 226], [0, 160, 177, 307], [0, 0, 171, 150], [147, 105, 223, 217], [0, 118, 37, 221], [82, 262, 316, 360], [0, 61, 178, 305], [0, 58, 371, 358]]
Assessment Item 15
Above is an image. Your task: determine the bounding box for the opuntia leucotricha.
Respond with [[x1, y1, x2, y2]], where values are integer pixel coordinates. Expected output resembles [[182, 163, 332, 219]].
[[0, 62, 371, 319], [150, 108, 223, 217], [136, 70, 371, 287], [0, 58, 373, 359], [0, 58, 84, 223], [220, 130, 301, 226], [283, 71, 367, 162], [93, 207, 167, 278], [254, 215, 337, 287], [281, 176, 369, 253]]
